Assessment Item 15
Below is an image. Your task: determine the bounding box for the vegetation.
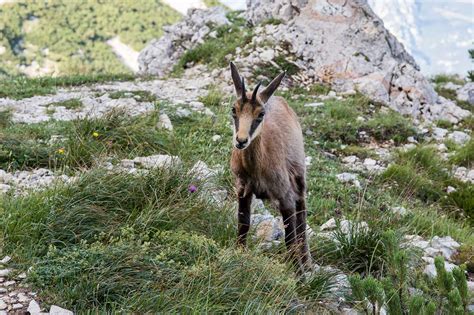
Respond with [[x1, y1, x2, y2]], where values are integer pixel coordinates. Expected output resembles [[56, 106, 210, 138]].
[[172, 11, 253, 75], [0, 77, 472, 312], [0, 1, 181, 76]]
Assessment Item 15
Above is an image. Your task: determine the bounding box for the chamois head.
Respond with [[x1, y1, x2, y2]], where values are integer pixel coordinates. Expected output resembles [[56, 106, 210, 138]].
[[229, 62, 285, 150]]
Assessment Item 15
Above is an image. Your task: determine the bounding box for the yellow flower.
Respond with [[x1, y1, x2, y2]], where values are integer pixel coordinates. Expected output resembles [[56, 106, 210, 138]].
[[57, 148, 65, 154], [92, 132, 99, 138]]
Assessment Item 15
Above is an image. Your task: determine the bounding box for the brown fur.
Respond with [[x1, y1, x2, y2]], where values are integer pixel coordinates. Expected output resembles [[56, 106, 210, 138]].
[[229, 62, 312, 273]]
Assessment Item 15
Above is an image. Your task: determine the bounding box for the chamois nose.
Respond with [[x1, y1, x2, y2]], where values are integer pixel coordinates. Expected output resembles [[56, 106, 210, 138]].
[[235, 137, 248, 149]]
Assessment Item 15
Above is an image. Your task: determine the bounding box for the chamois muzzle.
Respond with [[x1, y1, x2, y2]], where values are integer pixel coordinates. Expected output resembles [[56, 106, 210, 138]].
[[235, 137, 248, 150]]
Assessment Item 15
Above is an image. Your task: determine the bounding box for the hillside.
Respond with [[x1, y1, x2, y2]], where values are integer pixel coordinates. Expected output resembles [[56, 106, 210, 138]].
[[0, 0, 182, 76], [0, 0, 473, 314]]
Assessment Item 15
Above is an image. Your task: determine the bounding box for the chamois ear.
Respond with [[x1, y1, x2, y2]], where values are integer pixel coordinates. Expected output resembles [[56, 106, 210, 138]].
[[259, 71, 285, 104], [230, 62, 246, 100]]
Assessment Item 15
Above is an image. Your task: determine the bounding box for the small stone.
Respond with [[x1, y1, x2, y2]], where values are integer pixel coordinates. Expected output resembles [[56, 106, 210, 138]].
[[0, 257, 11, 265], [424, 261, 456, 278], [336, 172, 357, 182], [342, 156, 358, 164], [49, 305, 74, 315], [437, 143, 447, 152], [12, 303, 23, 310], [0, 300, 6, 310], [305, 156, 312, 166], [133, 154, 181, 169], [17, 293, 29, 303], [158, 113, 173, 131], [0, 270, 10, 277], [432, 127, 448, 141], [407, 136, 417, 143], [260, 49, 275, 62], [27, 300, 41, 314], [120, 159, 135, 168], [390, 206, 408, 216], [17, 272, 26, 279], [0, 288, 6, 294], [189, 101, 204, 110], [320, 218, 337, 231], [304, 102, 324, 108], [0, 184, 10, 193], [176, 108, 191, 118], [446, 186, 457, 194], [4, 281, 15, 287], [211, 135, 221, 142], [363, 158, 377, 166], [447, 131, 471, 145]]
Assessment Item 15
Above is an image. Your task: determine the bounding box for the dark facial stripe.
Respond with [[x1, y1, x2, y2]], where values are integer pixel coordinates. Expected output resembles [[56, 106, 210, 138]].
[[233, 116, 239, 132], [249, 119, 262, 138]]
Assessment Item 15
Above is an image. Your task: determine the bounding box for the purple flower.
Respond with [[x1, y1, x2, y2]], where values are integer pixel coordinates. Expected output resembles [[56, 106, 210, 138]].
[[188, 184, 197, 193]]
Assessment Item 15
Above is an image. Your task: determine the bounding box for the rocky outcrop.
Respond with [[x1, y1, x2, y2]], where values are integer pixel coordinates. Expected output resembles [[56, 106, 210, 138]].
[[139, 0, 471, 124], [244, 0, 469, 123], [138, 7, 229, 77]]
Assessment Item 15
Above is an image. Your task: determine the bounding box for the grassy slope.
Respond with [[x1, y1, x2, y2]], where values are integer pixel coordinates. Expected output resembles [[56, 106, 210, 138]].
[[0, 76, 472, 312], [0, 1, 181, 75]]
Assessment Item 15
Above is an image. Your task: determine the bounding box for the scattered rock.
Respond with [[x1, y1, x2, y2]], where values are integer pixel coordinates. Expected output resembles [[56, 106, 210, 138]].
[[0, 270, 10, 277], [27, 300, 41, 314], [211, 135, 222, 142], [446, 186, 456, 194], [49, 305, 74, 315], [158, 113, 173, 131], [447, 131, 471, 145], [132, 154, 181, 169], [0, 257, 11, 264], [390, 206, 408, 216], [304, 102, 324, 108], [336, 173, 361, 188], [424, 261, 457, 278]]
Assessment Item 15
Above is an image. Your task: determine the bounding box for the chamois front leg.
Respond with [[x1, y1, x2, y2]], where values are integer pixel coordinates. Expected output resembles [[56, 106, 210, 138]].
[[296, 197, 312, 271], [278, 197, 300, 271], [237, 184, 252, 246]]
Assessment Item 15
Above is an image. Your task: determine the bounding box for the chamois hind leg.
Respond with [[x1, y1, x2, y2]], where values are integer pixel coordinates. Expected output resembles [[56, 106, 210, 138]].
[[278, 197, 301, 273], [237, 187, 252, 247], [295, 175, 312, 273]]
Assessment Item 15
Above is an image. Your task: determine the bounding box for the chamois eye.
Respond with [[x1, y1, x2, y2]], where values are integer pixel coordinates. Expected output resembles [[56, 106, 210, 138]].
[[256, 111, 265, 121], [231, 108, 236, 116]]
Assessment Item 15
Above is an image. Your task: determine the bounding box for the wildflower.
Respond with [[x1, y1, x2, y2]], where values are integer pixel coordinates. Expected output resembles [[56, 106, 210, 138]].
[[92, 132, 99, 138], [188, 184, 197, 193], [57, 148, 65, 154]]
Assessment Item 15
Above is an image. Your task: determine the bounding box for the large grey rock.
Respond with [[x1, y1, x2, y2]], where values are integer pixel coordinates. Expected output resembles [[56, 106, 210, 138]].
[[457, 82, 474, 105], [138, 7, 229, 76], [245, 0, 470, 123]]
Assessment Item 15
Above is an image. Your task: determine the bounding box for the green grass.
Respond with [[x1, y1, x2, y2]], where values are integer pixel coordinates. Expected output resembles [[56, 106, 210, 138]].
[[431, 74, 465, 85], [0, 109, 171, 171], [0, 74, 135, 99], [1, 166, 307, 313], [450, 139, 474, 168], [0, 76, 473, 312]]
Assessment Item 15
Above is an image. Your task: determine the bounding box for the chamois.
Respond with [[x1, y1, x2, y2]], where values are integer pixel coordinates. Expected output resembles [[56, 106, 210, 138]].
[[229, 62, 311, 272]]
